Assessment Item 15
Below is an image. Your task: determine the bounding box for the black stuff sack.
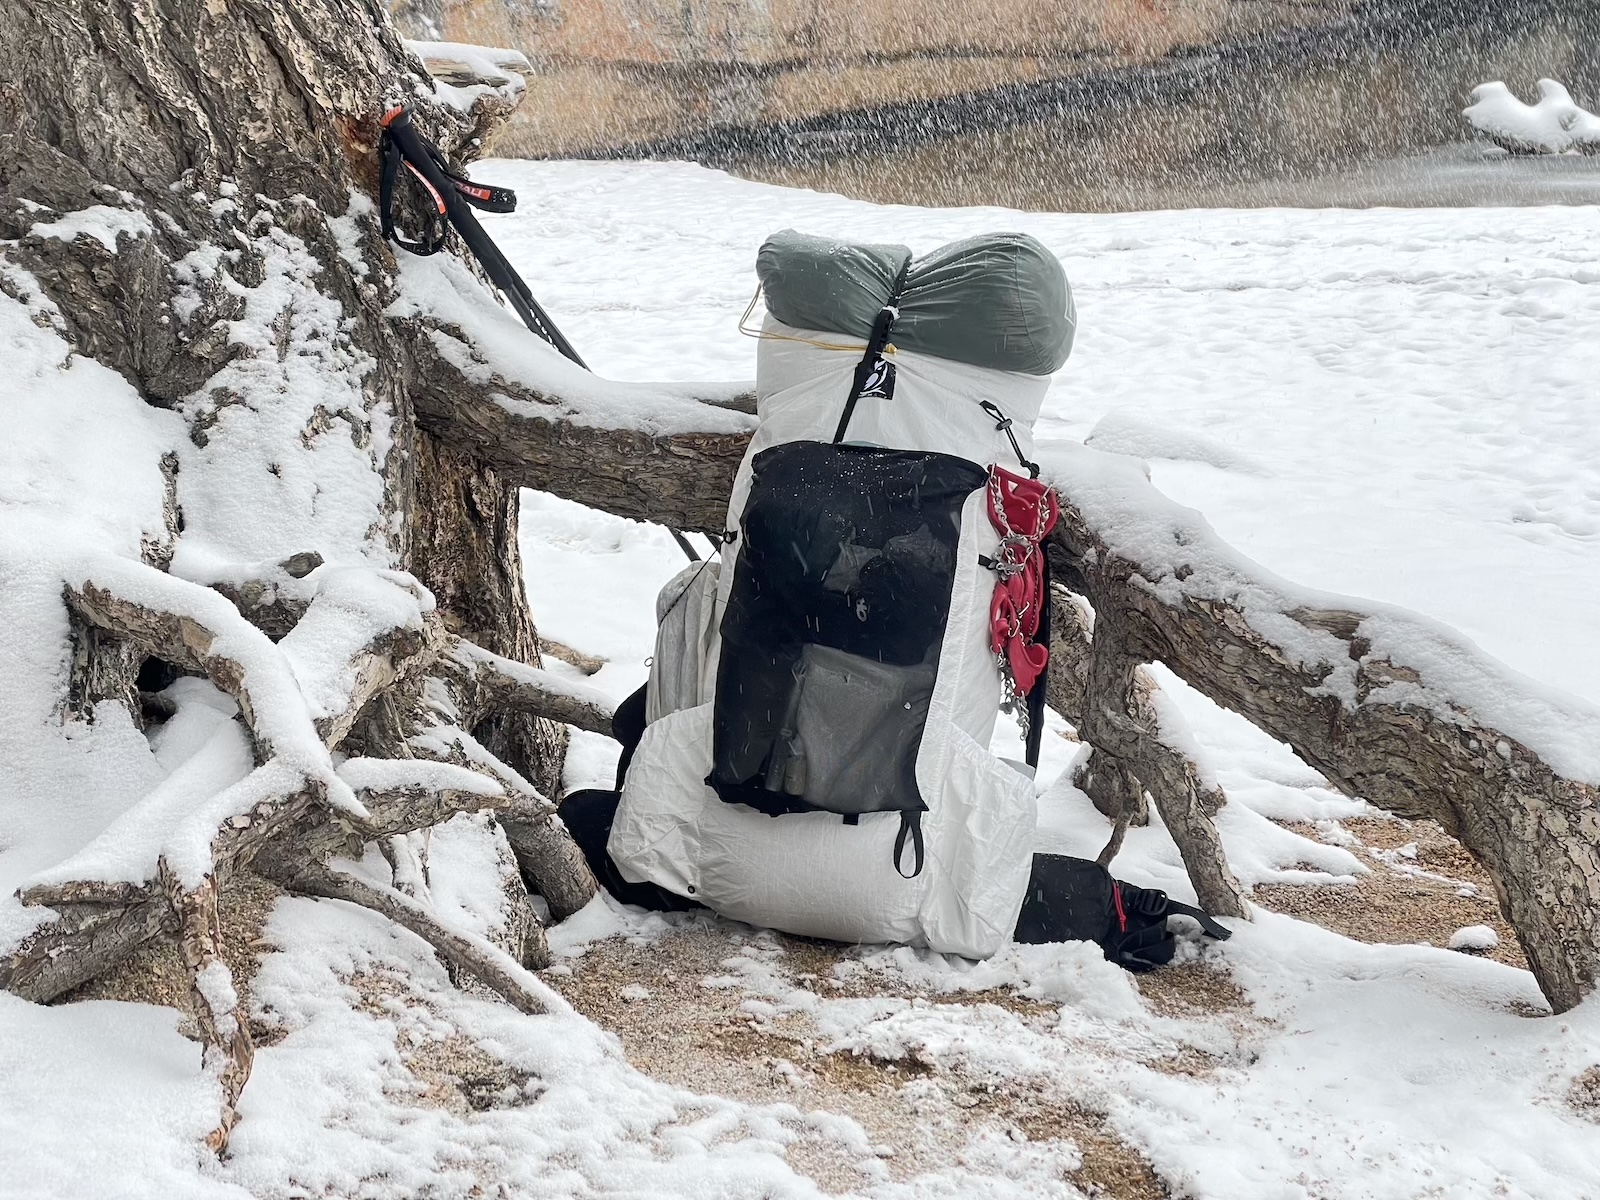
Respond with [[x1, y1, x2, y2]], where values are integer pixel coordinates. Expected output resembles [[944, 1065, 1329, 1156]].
[[1013, 854, 1233, 972]]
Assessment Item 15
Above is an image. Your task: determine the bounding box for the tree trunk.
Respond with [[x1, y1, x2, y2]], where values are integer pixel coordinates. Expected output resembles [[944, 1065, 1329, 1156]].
[[409, 432, 568, 800], [0, 0, 615, 1142]]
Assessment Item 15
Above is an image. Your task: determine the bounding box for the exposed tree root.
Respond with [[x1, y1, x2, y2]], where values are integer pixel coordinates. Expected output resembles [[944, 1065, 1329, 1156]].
[[446, 638, 617, 737], [159, 861, 254, 1154], [287, 864, 562, 1008]]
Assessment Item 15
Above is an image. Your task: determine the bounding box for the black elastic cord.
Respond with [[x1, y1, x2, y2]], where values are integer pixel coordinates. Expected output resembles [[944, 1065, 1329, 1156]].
[[979, 400, 1041, 479], [379, 107, 587, 369], [893, 810, 926, 879]]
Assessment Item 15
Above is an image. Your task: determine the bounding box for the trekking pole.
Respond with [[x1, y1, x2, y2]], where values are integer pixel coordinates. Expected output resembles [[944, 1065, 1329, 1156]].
[[379, 105, 588, 369]]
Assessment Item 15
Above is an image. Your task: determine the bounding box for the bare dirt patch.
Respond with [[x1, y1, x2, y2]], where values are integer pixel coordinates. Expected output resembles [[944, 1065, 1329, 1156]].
[[1135, 960, 1249, 1019], [1569, 1065, 1600, 1123], [545, 924, 1188, 1195], [347, 968, 541, 1116], [1011, 1100, 1170, 1200], [62, 868, 289, 1043], [1253, 816, 1527, 970]]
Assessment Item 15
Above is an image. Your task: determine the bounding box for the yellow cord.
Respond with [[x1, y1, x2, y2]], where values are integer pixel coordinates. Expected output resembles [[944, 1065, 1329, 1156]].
[[738, 285, 897, 356]]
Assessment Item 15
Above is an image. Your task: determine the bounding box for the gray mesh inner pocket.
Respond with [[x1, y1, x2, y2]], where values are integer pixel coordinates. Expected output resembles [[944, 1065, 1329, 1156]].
[[761, 645, 934, 814]]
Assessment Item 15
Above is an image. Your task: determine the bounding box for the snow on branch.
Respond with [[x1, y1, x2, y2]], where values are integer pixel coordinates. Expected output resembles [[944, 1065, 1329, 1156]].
[[395, 253, 752, 532], [402, 718, 597, 921], [406, 39, 531, 90], [278, 566, 440, 747], [1041, 439, 1600, 1012], [447, 638, 618, 736], [289, 862, 570, 1013]]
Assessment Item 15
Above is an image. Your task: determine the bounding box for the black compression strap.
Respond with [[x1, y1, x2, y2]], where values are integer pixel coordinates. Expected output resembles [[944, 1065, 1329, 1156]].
[[1164, 899, 1234, 941], [833, 258, 912, 444], [893, 810, 926, 879], [833, 303, 899, 444]]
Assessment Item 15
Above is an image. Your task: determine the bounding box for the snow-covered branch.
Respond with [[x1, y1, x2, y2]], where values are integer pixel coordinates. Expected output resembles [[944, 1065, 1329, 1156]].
[[1464, 79, 1600, 155], [289, 863, 565, 1006], [402, 719, 597, 921], [446, 638, 618, 736], [1042, 440, 1600, 1012], [397, 257, 753, 533]]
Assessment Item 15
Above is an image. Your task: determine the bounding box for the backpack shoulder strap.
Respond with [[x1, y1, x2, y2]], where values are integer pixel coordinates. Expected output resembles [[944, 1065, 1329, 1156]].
[[1160, 898, 1234, 942]]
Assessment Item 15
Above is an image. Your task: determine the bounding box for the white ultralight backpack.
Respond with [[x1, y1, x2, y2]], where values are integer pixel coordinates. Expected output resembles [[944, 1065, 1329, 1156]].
[[609, 229, 1076, 958]]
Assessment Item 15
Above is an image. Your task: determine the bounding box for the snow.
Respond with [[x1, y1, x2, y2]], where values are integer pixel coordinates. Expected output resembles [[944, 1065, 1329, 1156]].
[[0, 993, 237, 1200], [5, 162, 1600, 1197], [1465, 79, 1600, 155], [404, 38, 531, 113], [279, 566, 434, 729], [405, 39, 532, 81], [450, 637, 619, 722], [339, 756, 505, 798], [169, 213, 396, 578], [1084, 410, 1270, 476], [387, 248, 757, 437], [1450, 925, 1501, 952], [29, 203, 155, 252], [0, 280, 181, 944]]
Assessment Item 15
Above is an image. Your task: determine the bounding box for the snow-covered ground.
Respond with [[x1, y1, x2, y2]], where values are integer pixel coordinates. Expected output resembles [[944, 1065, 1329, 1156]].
[[6, 162, 1599, 1198]]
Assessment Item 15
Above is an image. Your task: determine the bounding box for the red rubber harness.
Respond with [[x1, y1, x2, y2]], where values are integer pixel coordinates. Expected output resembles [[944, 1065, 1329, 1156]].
[[986, 465, 1059, 700]]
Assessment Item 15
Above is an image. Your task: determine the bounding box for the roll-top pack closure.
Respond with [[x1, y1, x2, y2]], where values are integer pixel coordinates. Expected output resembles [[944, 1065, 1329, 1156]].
[[756, 228, 1076, 376]]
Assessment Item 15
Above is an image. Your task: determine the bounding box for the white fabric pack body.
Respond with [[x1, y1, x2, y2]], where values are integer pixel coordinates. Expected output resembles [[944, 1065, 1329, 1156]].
[[608, 317, 1050, 958]]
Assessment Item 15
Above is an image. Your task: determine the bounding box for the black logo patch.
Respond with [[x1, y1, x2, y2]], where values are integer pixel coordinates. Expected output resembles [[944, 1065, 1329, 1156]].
[[859, 357, 896, 401]]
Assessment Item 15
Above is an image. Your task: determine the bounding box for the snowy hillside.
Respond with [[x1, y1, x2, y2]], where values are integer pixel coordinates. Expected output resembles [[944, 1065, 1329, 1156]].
[[6, 163, 1599, 1198]]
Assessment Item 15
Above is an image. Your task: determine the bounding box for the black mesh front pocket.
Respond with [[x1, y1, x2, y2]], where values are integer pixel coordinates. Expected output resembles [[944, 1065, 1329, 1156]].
[[710, 441, 985, 817]]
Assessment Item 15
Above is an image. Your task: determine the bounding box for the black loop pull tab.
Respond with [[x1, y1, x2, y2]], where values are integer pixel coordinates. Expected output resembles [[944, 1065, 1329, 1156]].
[[377, 104, 587, 369], [893, 810, 926, 879]]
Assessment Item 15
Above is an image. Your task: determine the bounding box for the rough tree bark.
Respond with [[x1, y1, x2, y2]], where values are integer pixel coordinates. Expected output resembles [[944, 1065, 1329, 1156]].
[[1047, 584, 1245, 911]]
